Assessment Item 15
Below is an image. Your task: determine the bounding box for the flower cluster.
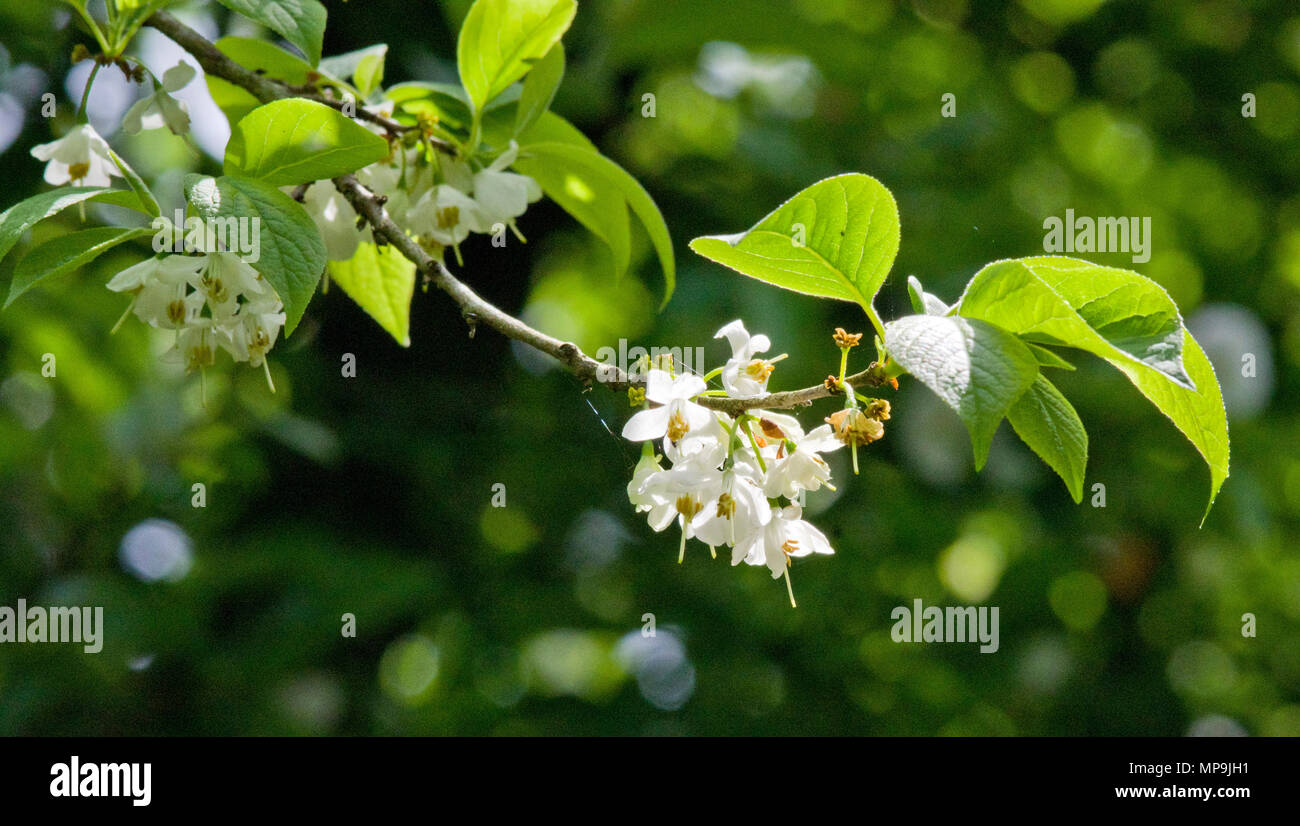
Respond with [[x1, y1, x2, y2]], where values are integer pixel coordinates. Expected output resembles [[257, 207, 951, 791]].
[[29, 95, 286, 392], [622, 321, 890, 606], [106, 249, 286, 391], [295, 103, 542, 264]]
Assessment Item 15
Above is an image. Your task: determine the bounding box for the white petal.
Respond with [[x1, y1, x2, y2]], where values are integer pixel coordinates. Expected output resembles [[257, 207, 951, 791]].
[[120, 98, 151, 135], [106, 258, 160, 291], [714, 319, 749, 357], [643, 369, 675, 403], [671, 373, 707, 399], [161, 61, 196, 92], [682, 400, 713, 432], [800, 424, 844, 453], [621, 406, 669, 441]]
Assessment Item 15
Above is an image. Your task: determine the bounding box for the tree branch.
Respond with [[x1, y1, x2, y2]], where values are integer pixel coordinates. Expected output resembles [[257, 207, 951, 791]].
[[144, 11, 875, 414]]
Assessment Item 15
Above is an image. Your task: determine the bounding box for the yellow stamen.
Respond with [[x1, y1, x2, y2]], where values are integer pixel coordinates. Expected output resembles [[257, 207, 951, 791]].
[[666, 410, 690, 442]]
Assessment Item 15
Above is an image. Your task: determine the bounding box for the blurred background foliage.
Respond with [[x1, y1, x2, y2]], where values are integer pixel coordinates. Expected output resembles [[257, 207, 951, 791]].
[[1, 0, 1298, 735]]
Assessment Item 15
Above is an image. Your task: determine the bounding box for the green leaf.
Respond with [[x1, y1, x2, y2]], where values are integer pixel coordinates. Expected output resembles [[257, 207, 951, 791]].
[[206, 37, 314, 127], [6, 227, 153, 307], [327, 241, 415, 346], [320, 44, 387, 98], [1027, 342, 1076, 371], [1007, 374, 1089, 502], [386, 81, 474, 137], [186, 174, 326, 335], [688, 173, 899, 327], [106, 147, 161, 218], [1111, 332, 1229, 523], [884, 314, 1040, 469], [354, 53, 385, 99], [907, 274, 950, 316], [956, 256, 1228, 513], [513, 114, 629, 280], [515, 42, 564, 136], [224, 99, 391, 187], [456, 0, 577, 111], [0, 187, 144, 265], [215, 0, 327, 66], [517, 139, 674, 306], [958, 256, 1191, 387]]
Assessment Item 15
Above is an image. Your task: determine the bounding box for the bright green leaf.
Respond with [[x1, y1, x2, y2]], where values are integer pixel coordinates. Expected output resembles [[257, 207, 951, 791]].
[[186, 174, 326, 335], [206, 36, 315, 127], [106, 147, 160, 218], [320, 44, 388, 98], [1027, 342, 1076, 371], [513, 114, 629, 280], [386, 81, 475, 135], [958, 256, 1190, 387], [354, 53, 385, 99], [456, 0, 577, 111], [0, 187, 145, 266], [515, 42, 564, 136], [956, 256, 1228, 512], [1007, 374, 1089, 502], [517, 139, 674, 306], [1110, 332, 1229, 523], [884, 314, 1040, 469], [224, 99, 391, 187], [6, 226, 153, 307], [215, 36, 315, 81], [215, 0, 327, 66], [327, 241, 416, 346], [689, 173, 899, 327]]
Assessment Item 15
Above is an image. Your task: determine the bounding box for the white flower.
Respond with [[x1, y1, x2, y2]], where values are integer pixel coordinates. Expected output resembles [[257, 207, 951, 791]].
[[621, 369, 713, 448], [715, 319, 780, 397], [165, 320, 218, 373], [358, 150, 419, 226], [194, 252, 267, 319], [472, 143, 542, 225], [627, 450, 666, 512], [106, 251, 284, 388], [133, 279, 205, 330], [30, 124, 120, 187], [122, 61, 195, 135], [231, 297, 286, 368], [762, 423, 842, 499], [663, 409, 729, 468], [734, 504, 834, 601], [439, 155, 476, 195], [640, 462, 724, 562], [106, 255, 204, 293], [297, 182, 362, 261], [407, 184, 490, 246], [691, 461, 771, 549]]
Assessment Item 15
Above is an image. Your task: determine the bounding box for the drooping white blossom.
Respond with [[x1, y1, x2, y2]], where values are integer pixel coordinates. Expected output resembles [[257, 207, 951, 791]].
[[733, 503, 834, 582], [122, 61, 195, 135], [30, 124, 120, 187]]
